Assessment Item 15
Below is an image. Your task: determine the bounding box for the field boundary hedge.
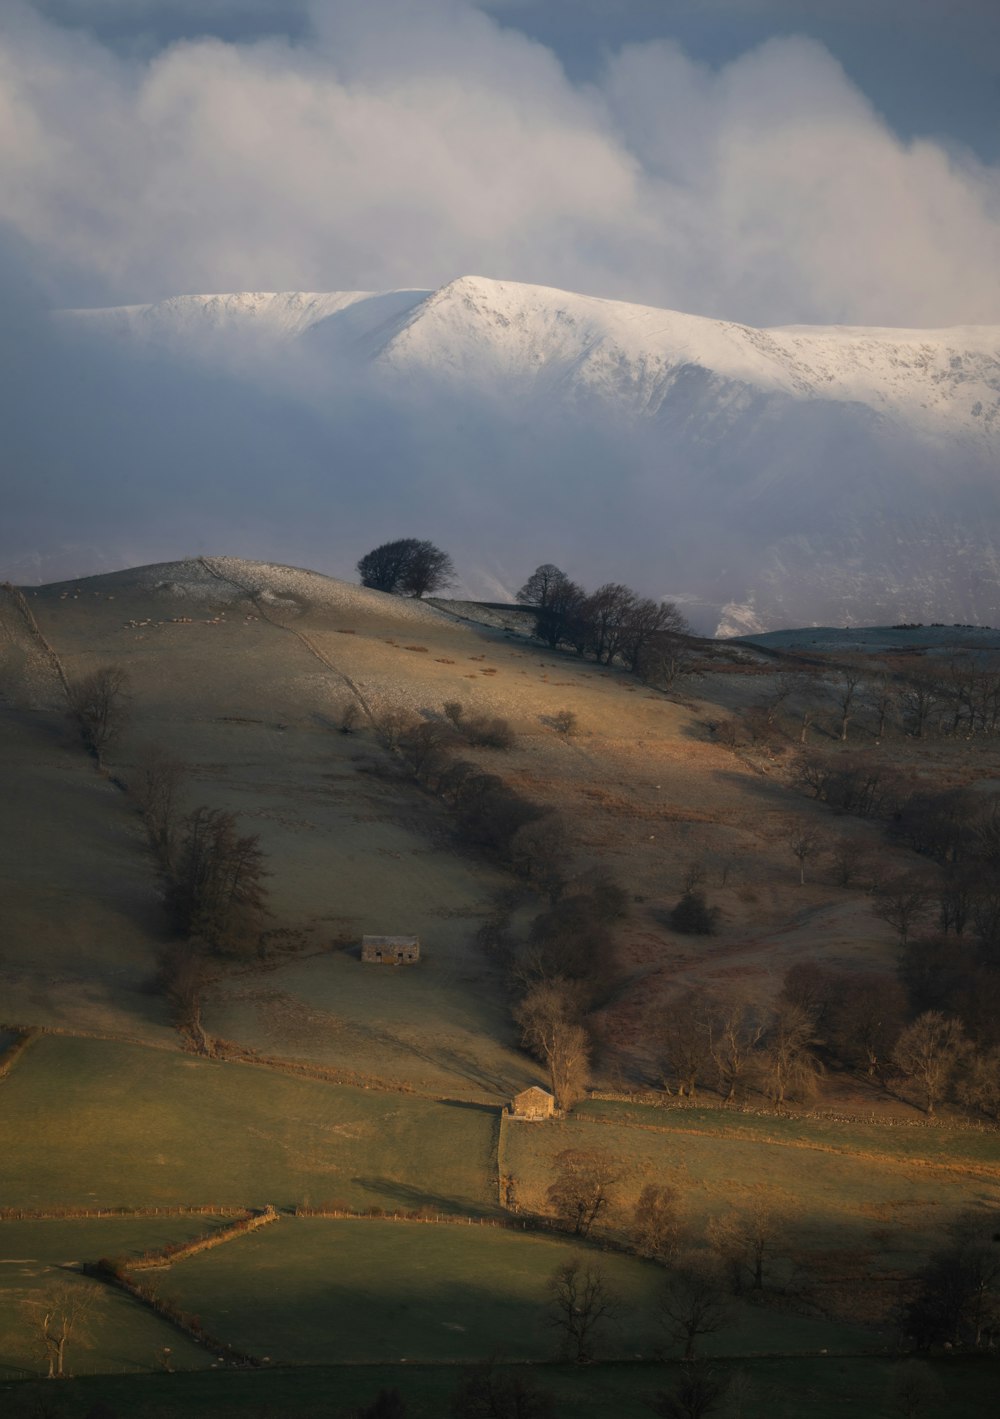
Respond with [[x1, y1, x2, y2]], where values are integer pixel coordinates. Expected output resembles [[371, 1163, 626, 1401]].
[[289, 1205, 643, 1258], [585, 1089, 1000, 1135], [84, 1259, 261, 1368], [0, 1028, 41, 1081], [129, 1206, 279, 1271]]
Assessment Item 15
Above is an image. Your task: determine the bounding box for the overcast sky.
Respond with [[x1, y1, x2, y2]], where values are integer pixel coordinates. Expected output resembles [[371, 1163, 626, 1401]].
[[3, 0, 999, 324]]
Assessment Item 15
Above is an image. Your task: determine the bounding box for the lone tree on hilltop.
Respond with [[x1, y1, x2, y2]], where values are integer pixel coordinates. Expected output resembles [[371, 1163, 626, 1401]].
[[357, 538, 455, 598]]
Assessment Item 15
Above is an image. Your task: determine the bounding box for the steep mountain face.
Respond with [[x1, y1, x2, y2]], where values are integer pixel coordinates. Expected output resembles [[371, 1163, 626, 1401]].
[[54, 277, 1000, 634]]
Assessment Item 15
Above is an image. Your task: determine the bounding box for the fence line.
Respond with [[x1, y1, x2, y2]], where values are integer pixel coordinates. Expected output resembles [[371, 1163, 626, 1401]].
[[586, 1089, 1000, 1135], [0, 1204, 251, 1221]]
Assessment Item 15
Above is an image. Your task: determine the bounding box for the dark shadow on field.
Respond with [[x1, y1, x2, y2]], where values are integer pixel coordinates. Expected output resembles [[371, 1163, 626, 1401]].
[[354, 1177, 499, 1219], [437, 1098, 501, 1116]]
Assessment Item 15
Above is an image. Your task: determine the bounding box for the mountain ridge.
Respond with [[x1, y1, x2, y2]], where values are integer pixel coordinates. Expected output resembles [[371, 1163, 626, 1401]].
[[60, 274, 1000, 441], [45, 275, 1000, 635]]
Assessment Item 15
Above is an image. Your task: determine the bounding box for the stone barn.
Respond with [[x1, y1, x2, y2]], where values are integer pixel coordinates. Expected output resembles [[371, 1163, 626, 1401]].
[[509, 1085, 555, 1119], [361, 935, 420, 965]]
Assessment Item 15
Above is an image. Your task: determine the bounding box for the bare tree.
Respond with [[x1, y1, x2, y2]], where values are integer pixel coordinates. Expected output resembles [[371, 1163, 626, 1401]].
[[760, 1000, 823, 1106], [657, 990, 712, 1099], [631, 1184, 682, 1261], [545, 1260, 622, 1362], [900, 666, 944, 739], [130, 744, 186, 869], [891, 1011, 969, 1116], [157, 942, 212, 1050], [871, 673, 899, 741], [67, 664, 131, 761], [650, 1362, 727, 1419], [682, 862, 707, 894], [22, 1279, 101, 1378], [760, 674, 797, 727], [508, 813, 573, 903], [545, 1148, 620, 1237], [872, 874, 932, 947], [705, 992, 765, 1102], [957, 1045, 1000, 1120], [831, 666, 864, 742], [167, 806, 269, 955], [451, 1358, 556, 1418], [787, 826, 824, 886], [707, 1199, 782, 1293], [830, 835, 867, 889], [516, 564, 570, 610], [825, 971, 907, 1081], [513, 981, 591, 1110], [397, 718, 457, 781], [374, 708, 419, 751], [657, 1261, 732, 1359]]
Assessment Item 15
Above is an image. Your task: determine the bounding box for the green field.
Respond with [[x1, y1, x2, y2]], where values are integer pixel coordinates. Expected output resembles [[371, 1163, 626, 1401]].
[[0, 1218, 230, 1378], [153, 1217, 876, 1364], [0, 1036, 498, 1213], [578, 1098, 1000, 1168], [503, 1111, 1000, 1267]]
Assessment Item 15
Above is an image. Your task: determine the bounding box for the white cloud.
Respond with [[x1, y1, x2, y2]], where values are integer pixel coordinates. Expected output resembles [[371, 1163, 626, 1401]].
[[0, 0, 999, 324]]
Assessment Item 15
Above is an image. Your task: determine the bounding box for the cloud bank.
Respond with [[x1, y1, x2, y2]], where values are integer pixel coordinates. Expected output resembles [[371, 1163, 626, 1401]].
[[2, 0, 999, 325]]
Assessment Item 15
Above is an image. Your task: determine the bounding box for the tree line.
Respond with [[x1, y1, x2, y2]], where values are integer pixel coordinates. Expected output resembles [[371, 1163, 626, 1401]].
[[516, 563, 693, 688]]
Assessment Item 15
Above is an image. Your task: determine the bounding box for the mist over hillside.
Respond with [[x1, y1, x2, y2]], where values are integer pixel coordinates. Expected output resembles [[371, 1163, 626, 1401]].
[[6, 275, 1000, 635]]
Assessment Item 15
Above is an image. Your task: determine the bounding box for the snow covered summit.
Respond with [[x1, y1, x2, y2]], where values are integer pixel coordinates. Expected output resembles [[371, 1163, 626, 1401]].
[[56, 276, 1000, 633]]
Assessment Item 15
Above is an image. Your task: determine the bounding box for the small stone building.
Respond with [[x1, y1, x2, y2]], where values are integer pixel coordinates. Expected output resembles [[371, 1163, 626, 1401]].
[[509, 1085, 555, 1119], [361, 935, 420, 965]]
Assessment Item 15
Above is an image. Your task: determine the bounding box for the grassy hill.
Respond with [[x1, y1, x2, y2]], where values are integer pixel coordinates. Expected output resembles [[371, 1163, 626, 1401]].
[[3, 558, 1000, 1416]]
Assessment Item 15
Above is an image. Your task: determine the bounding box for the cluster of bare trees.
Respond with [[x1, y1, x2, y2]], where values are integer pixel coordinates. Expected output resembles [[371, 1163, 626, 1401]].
[[655, 987, 822, 1108], [654, 961, 994, 1118], [539, 1153, 791, 1388], [505, 876, 627, 1109], [369, 697, 627, 1111], [516, 563, 693, 689], [721, 650, 1000, 762]]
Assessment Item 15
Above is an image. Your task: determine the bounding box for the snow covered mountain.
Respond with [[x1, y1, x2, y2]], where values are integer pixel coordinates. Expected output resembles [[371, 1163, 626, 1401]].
[[55, 277, 1000, 634]]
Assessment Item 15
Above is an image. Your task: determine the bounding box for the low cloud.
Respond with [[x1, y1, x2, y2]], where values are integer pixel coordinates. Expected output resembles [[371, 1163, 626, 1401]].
[[0, 0, 998, 324]]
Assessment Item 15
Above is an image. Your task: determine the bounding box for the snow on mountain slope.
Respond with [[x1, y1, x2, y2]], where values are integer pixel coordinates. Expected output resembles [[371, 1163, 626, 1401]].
[[376, 276, 1000, 443], [49, 276, 1000, 634], [63, 276, 1000, 445], [61, 288, 431, 351]]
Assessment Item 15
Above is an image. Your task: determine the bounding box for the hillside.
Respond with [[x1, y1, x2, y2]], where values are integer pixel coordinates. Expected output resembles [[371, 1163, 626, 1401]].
[[0, 555, 983, 1091], [4, 558, 1000, 1415]]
